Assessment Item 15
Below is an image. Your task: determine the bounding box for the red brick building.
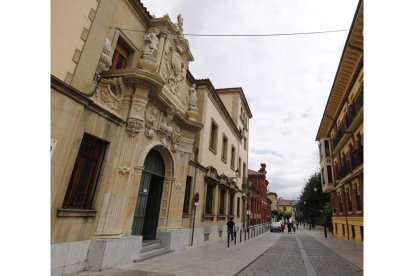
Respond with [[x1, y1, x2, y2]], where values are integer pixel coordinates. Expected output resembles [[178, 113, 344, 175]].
[[247, 164, 271, 226]]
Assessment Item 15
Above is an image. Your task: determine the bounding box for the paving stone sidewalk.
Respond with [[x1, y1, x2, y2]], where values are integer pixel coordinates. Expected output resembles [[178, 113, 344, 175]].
[[70, 227, 362, 276]]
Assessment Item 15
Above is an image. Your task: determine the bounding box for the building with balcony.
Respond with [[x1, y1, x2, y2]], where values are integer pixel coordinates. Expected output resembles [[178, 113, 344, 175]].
[[51, 1, 252, 274], [247, 164, 271, 226], [315, 0, 363, 242]]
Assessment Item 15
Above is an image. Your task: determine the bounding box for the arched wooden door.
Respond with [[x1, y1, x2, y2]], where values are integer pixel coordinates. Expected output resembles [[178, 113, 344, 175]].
[[131, 149, 165, 240]]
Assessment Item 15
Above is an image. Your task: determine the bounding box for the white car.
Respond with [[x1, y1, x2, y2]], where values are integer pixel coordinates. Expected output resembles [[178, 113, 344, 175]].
[[270, 221, 282, 232]]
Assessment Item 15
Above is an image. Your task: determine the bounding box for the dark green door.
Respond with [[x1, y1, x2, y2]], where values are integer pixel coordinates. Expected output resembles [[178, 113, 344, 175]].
[[131, 150, 165, 240]]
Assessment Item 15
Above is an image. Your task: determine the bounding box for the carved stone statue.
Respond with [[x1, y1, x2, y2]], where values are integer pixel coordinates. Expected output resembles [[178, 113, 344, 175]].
[[142, 32, 159, 57], [160, 108, 175, 135], [145, 106, 159, 139], [177, 14, 183, 30], [171, 126, 182, 152], [188, 84, 198, 111]]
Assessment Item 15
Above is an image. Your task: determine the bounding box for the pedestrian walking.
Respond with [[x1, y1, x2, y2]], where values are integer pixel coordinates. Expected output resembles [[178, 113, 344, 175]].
[[293, 224, 296, 234], [226, 218, 235, 241], [296, 220, 299, 229], [287, 222, 292, 233], [281, 222, 285, 233]]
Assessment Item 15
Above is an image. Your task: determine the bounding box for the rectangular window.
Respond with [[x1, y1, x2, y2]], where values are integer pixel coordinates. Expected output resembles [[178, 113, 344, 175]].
[[327, 165, 333, 183], [347, 187, 353, 212], [339, 192, 343, 213], [219, 189, 226, 215], [62, 134, 107, 209], [182, 176, 192, 214], [111, 39, 129, 69], [209, 120, 218, 152], [230, 145, 236, 169], [243, 162, 246, 180], [324, 139, 330, 156], [205, 184, 214, 214], [238, 158, 241, 174], [237, 197, 240, 217], [229, 193, 235, 215], [221, 134, 228, 162], [354, 184, 362, 211]]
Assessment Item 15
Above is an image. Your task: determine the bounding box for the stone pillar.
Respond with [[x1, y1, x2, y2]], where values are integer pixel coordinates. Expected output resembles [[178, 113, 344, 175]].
[[94, 83, 150, 238], [122, 165, 144, 236]]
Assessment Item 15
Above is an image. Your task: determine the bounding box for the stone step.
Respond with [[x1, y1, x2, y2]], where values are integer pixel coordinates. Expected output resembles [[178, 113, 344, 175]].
[[140, 240, 163, 253], [134, 248, 174, 262]]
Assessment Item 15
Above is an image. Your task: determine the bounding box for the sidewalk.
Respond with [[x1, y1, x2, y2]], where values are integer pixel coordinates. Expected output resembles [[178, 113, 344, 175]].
[[70, 227, 363, 276], [71, 232, 281, 276], [299, 225, 363, 270]]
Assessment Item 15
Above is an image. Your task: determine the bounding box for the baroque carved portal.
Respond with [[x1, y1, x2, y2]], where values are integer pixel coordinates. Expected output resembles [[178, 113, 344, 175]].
[[94, 77, 124, 111], [164, 45, 186, 96], [145, 106, 159, 139]]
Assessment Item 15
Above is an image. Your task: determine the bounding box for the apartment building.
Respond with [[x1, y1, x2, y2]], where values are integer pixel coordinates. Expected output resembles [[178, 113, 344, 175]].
[[315, 0, 363, 242]]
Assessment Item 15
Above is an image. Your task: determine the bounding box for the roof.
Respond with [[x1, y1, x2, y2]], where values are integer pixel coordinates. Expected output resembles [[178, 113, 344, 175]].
[[315, 0, 363, 140], [277, 199, 294, 206]]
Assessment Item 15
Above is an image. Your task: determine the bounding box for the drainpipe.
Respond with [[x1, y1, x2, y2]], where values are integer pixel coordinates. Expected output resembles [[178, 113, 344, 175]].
[[342, 186, 350, 240]]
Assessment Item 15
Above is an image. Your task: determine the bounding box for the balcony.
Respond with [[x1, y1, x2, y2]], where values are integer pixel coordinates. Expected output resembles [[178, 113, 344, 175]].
[[336, 147, 363, 181], [333, 89, 363, 149]]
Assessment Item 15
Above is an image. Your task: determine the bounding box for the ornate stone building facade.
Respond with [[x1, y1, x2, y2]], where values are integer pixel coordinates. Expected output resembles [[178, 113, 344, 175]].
[[51, 1, 252, 275], [315, 0, 363, 242]]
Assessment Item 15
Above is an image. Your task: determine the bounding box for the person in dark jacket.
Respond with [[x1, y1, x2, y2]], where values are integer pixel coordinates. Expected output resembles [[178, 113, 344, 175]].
[[226, 218, 235, 241]]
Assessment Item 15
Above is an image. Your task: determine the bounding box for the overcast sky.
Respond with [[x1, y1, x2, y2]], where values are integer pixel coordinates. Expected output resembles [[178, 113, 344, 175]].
[[141, 0, 359, 200]]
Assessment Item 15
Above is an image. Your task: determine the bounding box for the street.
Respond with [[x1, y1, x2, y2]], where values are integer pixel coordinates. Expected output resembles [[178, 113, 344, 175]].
[[238, 229, 362, 276], [70, 227, 362, 276]]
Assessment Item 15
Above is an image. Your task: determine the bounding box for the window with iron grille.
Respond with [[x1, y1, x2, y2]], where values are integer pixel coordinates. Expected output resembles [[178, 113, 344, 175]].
[[229, 193, 235, 215], [205, 183, 214, 214], [183, 176, 192, 214], [62, 134, 107, 209], [219, 188, 226, 215]]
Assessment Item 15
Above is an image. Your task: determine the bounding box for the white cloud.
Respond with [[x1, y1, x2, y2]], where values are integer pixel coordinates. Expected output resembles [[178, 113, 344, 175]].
[[141, 0, 359, 199]]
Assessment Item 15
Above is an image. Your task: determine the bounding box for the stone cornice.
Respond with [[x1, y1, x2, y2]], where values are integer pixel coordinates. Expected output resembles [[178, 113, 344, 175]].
[[125, 0, 152, 27]]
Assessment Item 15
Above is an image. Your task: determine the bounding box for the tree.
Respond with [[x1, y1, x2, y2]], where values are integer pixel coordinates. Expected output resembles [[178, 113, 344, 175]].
[[296, 172, 330, 226], [283, 211, 293, 221], [271, 209, 283, 221]]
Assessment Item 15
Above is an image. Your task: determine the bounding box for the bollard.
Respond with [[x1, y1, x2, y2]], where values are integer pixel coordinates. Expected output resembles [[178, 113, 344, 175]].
[[227, 231, 230, 247], [240, 229, 242, 243], [234, 230, 236, 244], [244, 229, 246, 241]]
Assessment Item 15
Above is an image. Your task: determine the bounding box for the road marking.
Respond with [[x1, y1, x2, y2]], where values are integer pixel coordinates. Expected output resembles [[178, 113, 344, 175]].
[[295, 235, 317, 276]]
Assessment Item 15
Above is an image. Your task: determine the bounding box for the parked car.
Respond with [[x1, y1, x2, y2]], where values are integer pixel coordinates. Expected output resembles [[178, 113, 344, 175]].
[[270, 221, 282, 232]]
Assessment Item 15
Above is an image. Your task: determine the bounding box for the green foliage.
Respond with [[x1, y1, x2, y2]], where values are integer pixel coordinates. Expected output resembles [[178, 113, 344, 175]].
[[284, 211, 293, 220], [271, 209, 283, 221], [296, 172, 331, 221]]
